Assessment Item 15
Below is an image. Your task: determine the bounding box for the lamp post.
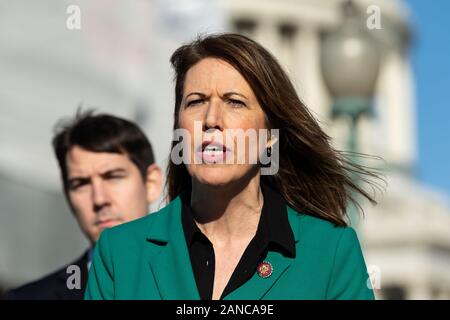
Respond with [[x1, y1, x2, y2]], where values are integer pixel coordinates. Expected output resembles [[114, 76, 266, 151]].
[[320, 0, 381, 226]]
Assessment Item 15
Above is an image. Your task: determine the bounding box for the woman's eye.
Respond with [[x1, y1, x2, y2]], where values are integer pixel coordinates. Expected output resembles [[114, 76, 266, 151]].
[[227, 99, 246, 107], [186, 99, 204, 107]]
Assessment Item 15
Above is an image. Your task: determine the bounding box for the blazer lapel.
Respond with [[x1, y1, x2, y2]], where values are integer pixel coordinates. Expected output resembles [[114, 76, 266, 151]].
[[145, 198, 301, 300], [223, 250, 294, 300], [224, 206, 301, 300], [146, 196, 200, 300]]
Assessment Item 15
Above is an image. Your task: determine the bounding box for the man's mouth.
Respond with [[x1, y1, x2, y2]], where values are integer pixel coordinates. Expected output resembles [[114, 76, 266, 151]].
[[96, 219, 119, 229]]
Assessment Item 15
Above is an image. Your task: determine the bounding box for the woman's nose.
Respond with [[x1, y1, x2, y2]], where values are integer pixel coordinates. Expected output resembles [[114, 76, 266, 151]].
[[204, 99, 223, 130]]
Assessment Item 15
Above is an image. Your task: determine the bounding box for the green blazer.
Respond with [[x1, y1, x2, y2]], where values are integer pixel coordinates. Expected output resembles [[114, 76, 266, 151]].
[[85, 195, 374, 300]]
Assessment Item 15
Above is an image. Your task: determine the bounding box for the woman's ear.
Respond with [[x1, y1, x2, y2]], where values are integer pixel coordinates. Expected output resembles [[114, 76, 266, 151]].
[[266, 134, 278, 149], [145, 163, 163, 204]]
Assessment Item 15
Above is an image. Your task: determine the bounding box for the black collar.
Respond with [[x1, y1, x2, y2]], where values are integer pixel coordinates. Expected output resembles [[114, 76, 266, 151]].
[[181, 183, 296, 258]]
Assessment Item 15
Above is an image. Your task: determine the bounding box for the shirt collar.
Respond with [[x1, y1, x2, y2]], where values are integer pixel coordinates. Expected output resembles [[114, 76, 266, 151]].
[[181, 183, 296, 257], [259, 183, 296, 257], [181, 199, 206, 247], [87, 247, 94, 271]]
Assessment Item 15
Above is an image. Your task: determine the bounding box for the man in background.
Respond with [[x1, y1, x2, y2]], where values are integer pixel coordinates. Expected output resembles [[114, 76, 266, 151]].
[[3, 110, 162, 299]]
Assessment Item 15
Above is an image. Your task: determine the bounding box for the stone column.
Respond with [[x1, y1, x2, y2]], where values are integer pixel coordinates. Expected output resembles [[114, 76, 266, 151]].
[[375, 46, 417, 171], [292, 26, 331, 124]]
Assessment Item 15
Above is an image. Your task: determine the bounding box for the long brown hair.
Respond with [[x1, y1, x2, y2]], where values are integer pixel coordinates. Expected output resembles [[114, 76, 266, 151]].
[[167, 33, 384, 227]]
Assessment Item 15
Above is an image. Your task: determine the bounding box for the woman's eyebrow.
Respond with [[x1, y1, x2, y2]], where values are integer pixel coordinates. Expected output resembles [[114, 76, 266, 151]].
[[185, 92, 207, 99], [223, 92, 248, 99], [184, 91, 248, 100]]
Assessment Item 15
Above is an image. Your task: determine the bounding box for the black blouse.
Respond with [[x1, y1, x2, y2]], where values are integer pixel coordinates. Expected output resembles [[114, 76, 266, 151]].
[[181, 183, 296, 300]]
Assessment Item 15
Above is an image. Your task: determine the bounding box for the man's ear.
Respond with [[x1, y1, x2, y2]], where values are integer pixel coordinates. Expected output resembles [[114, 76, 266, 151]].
[[144, 163, 163, 204]]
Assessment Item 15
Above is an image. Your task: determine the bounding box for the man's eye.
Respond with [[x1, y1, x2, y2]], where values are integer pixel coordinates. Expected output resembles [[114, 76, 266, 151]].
[[186, 99, 204, 107], [104, 173, 125, 180], [69, 180, 88, 190], [227, 99, 246, 107]]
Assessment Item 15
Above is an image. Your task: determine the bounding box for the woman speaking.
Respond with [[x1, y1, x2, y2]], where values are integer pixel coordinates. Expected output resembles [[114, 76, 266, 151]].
[[85, 33, 380, 300]]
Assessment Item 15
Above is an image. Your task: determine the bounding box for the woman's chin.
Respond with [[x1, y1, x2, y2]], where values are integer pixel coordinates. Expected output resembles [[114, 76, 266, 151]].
[[196, 175, 230, 188], [193, 167, 236, 187], [192, 165, 258, 189]]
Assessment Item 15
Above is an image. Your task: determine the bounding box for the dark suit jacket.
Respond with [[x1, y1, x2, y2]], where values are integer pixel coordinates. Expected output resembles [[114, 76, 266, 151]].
[[2, 251, 89, 300]]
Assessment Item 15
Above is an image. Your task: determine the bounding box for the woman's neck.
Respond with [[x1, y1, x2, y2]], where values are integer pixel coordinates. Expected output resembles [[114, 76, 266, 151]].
[[190, 173, 263, 244]]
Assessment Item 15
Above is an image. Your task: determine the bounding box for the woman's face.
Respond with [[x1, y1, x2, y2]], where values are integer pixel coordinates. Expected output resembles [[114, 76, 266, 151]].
[[178, 58, 268, 188]]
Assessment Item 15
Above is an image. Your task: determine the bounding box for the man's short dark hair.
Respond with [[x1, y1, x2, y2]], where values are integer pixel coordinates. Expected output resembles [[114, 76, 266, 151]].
[[52, 109, 155, 195]]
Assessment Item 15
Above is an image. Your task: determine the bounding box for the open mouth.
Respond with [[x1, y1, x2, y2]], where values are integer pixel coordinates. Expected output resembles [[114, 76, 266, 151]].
[[197, 141, 230, 163]]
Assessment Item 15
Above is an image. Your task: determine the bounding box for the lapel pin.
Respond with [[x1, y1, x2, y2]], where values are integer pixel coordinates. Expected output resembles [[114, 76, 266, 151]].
[[257, 261, 273, 278]]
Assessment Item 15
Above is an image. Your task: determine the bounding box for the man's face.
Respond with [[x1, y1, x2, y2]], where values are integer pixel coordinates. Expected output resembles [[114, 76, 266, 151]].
[[65, 146, 153, 245]]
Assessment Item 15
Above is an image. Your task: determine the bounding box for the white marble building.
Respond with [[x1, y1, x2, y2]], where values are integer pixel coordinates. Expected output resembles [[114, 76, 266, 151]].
[[0, 0, 449, 299], [220, 0, 450, 299], [0, 0, 227, 290]]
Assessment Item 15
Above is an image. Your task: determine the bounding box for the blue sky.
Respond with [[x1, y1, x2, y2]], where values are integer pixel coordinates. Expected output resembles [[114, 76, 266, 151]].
[[407, 0, 450, 197]]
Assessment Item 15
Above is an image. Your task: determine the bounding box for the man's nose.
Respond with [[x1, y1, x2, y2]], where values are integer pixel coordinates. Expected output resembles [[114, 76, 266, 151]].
[[91, 179, 109, 212]]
